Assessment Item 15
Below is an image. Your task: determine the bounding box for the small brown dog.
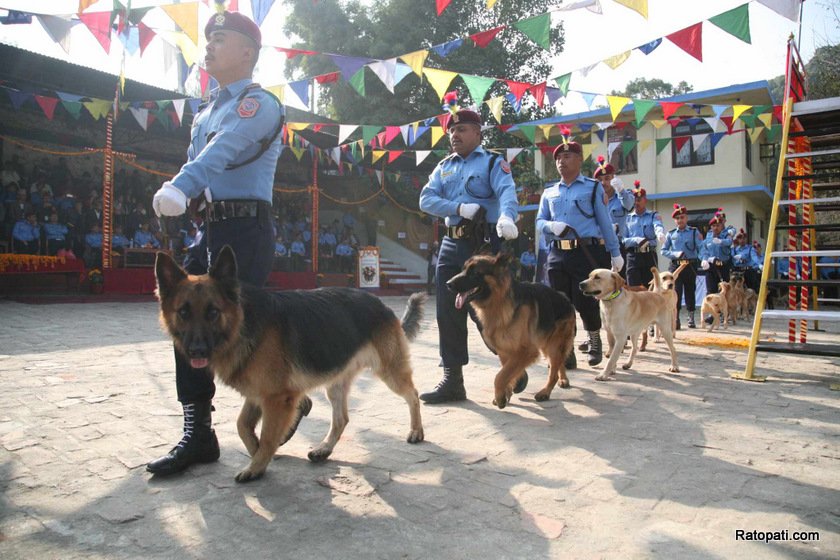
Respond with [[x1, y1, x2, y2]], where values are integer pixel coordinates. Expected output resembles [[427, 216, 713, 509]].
[[726, 275, 747, 323], [649, 263, 689, 342], [701, 281, 731, 331]]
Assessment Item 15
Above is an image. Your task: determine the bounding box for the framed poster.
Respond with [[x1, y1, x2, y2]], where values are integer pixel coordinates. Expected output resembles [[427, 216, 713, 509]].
[[358, 246, 380, 288]]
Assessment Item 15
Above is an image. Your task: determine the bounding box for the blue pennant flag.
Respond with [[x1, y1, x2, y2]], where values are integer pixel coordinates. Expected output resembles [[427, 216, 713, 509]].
[[431, 38, 464, 58], [637, 38, 662, 55]]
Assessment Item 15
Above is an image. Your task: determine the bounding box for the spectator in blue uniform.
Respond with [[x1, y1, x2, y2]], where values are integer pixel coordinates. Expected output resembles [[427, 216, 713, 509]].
[[419, 106, 520, 403], [84, 222, 103, 268], [519, 245, 537, 281], [43, 211, 69, 255], [12, 212, 40, 254], [335, 236, 354, 273], [290, 233, 306, 271], [148, 10, 309, 477], [133, 222, 160, 249], [661, 203, 703, 328]]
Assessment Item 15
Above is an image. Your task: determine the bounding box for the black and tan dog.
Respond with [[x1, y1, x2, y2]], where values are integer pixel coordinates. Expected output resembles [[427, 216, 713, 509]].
[[155, 246, 426, 482], [446, 253, 576, 408]]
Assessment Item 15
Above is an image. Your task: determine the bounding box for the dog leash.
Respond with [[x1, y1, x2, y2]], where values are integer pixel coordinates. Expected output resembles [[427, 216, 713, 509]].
[[566, 226, 600, 270]]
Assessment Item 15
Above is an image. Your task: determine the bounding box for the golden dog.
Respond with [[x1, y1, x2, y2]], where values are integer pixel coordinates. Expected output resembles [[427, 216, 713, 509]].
[[701, 281, 731, 331]]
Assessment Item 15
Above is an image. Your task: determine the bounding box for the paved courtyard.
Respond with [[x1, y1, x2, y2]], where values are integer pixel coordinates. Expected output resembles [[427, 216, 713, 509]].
[[0, 295, 837, 559]]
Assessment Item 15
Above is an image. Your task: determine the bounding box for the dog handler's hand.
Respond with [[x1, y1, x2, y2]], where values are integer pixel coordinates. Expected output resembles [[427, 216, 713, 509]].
[[153, 181, 187, 217], [701, 259, 710, 270], [611, 177, 625, 192], [458, 203, 480, 220], [611, 255, 624, 273], [657, 232, 666, 245], [549, 221, 569, 236], [496, 215, 518, 240]]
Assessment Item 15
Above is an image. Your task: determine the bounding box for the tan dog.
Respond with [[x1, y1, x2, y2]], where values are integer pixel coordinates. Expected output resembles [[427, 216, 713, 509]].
[[744, 288, 758, 316], [579, 269, 679, 380], [727, 275, 747, 322], [701, 281, 731, 331], [648, 263, 689, 342]]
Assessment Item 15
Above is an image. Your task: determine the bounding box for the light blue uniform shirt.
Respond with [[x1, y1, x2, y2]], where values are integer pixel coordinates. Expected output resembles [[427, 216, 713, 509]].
[[133, 230, 160, 248], [625, 209, 665, 249], [700, 230, 733, 263], [43, 223, 68, 240], [13, 221, 40, 242], [419, 146, 518, 225], [291, 240, 305, 256], [520, 250, 536, 267], [607, 189, 635, 238], [172, 78, 284, 203], [661, 226, 702, 260], [85, 232, 102, 248], [536, 174, 620, 257], [733, 244, 762, 269], [112, 234, 130, 249]]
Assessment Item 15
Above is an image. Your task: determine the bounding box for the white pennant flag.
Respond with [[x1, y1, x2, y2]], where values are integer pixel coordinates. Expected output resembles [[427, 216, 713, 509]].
[[330, 147, 342, 166], [400, 125, 411, 145], [607, 141, 620, 160], [756, 0, 800, 22], [172, 99, 185, 126], [338, 124, 357, 145], [416, 150, 432, 166], [368, 58, 398, 93], [506, 148, 524, 162], [375, 170, 384, 186], [703, 116, 720, 132], [129, 107, 149, 131], [692, 133, 710, 151]]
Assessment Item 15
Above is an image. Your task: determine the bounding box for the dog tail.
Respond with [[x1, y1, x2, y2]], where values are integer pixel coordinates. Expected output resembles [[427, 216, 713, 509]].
[[400, 292, 427, 341]]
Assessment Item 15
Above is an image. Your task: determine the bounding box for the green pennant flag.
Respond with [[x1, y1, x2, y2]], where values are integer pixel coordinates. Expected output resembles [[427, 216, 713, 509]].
[[433, 149, 449, 158], [554, 73, 571, 96], [752, 104, 772, 115], [655, 138, 671, 155], [514, 13, 550, 50], [633, 99, 658, 127], [461, 74, 497, 104], [519, 125, 536, 144], [361, 125, 381, 146], [766, 124, 782, 143], [708, 3, 751, 44], [61, 101, 83, 119], [349, 67, 366, 97], [621, 140, 638, 155], [740, 114, 758, 129], [156, 100, 171, 110]]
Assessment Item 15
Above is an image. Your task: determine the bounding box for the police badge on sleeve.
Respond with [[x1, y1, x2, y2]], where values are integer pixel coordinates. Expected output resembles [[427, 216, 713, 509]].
[[237, 97, 260, 118]]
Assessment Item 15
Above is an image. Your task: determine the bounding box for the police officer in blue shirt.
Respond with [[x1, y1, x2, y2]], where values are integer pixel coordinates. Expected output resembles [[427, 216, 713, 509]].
[[661, 203, 703, 328], [43, 211, 69, 255], [419, 108, 520, 404], [12, 212, 40, 254], [732, 228, 762, 291], [592, 155, 634, 241], [700, 214, 733, 297], [149, 10, 309, 476], [537, 131, 622, 368], [624, 181, 666, 289]]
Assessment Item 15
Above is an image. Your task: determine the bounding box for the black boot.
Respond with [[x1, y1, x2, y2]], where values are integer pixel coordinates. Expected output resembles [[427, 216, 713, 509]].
[[587, 330, 603, 367], [420, 367, 466, 404], [565, 351, 577, 370], [687, 311, 696, 329], [577, 341, 589, 352], [147, 401, 220, 476]]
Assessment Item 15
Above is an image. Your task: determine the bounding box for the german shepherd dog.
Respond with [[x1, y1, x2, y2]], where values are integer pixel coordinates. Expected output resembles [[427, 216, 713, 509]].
[[446, 253, 576, 409], [155, 246, 426, 482]]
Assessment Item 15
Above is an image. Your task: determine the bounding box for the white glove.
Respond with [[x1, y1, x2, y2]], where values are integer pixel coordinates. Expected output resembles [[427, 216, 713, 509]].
[[153, 181, 187, 217], [712, 237, 722, 245], [674, 251, 684, 259], [611, 177, 625, 192], [701, 259, 710, 270], [458, 203, 481, 220], [611, 255, 624, 272], [197, 187, 213, 211], [549, 221, 568, 236], [496, 215, 519, 240], [657, 232, 666, 245]]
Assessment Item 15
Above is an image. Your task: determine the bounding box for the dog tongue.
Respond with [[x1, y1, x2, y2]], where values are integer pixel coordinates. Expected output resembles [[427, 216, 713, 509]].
[[190, 358, 209, 369], [455, 292, 465, 310]]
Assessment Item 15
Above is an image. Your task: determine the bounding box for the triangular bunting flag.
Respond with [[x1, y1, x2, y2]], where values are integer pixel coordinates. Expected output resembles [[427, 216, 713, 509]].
[[349, 67, 366, 96], [655, 138, 671, 154], [554, 73, 571, 96], [330, 147, 342, 166], [338, 125, 357, 145], [251, 0, 275, 26], [709, 3, 751, 44], [288, 79, 310, 108], [384, 126, 401, 146], [61, 101, 82, 119], [691, 134, 709, 151], [528, 82, 546, 107], [436, 0, 453, 16], [710, 131, 727, 149], [423, 67, 458, 100], [369, 58, 398, 93], [607, 96, 630, 122], [371, 150, 386, 164], [161, 3, 199, 45], [580, 92, 597, 109], [604, 51, 631, 70], [416, 150, 432, 166], [758, 113, 773, 128], [388, 150, 403, 163], [470, 26, 506, 48], [748, 126, 764, 144], [461, 74, 496, 104], [638, 139, 653, 154], [329, 54, 373, 82], [514, 13, 550, 50], [431, 38, 463, 58], [732, 104, 752, 122], [6, 90, 30, 111], [78, 0, 97, 12], [34, 95, 59, 120], [582, 143, 594, 162], [621, 139, 638, 155], [375, 170, 384, 186], [506, 148, 524, 162], [172, 99, 185, 127], [545, 87, 563, 106], [362, 125, 381, 146], [505, 80, 532, 102], [519, 126, 536, 144], [83, 99, 111, 120], [756, 0, 800, 22], [666, 22, 703, 62], [673, 136, 690, 152], [430, 127, 446, 147], [614, 0, 648, 18], [78, 11, 111, 53], [486, 96, 505, 124], [660, 101, 684, 120], [129, 107, 149, 131], [633, 99, 657, 126], [637, 38, 662, 55], [38, 15, 76, 55], [399, 49, 429, 77]]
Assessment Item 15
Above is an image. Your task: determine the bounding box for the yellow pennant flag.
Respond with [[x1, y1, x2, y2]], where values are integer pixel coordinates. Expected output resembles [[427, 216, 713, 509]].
[[266, 85, 285, 103], [648, 119, 668, 129], [603, 51, 631, 70], [357, 139, 366, 159], [286, 122, 310, 132], [758, 113, 773, 129], [290, 146, 306, 161], [582, 143, 594, 161], [161, 3, 199, 46], [423, 67, 458, 100], [539, 125, 554, 141], [486, 0, 499, 8], [607, 95, 631, 122], [639, 139, 653, 154], [748, 127, 764, 145], [83, 100, 111, 120], [431, 126, 446, 147], [399, 50, 429, 78], [614, 0, 648, 19], [371, 150, 386, 165], [731, 104, 752, 122], [165, 30, 199, 67], [78, 0, 97, 13], [485, 96, 505, 124]]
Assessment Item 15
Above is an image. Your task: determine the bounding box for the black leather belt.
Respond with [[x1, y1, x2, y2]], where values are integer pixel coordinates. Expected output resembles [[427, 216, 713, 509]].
[[626, 244, 651, 254], [207, 200, 270, 222], [552, 238, 605, 250], [446, 223, 496, 240], [677, 259, 698, 265]]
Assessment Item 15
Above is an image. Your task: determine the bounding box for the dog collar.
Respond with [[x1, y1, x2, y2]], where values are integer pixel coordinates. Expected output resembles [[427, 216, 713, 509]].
[[603, 289, 622, 301]]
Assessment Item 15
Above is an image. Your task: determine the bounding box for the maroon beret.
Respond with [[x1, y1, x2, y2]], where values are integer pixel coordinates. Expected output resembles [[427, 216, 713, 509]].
[[709, 215, 723, 226], [631, 180, 646, 198], [671, 203, 687, 218], [445, 110, 482, 130], [553, 142, 582, 158], [592, 155, 614, 178], [205, 11, 261, 47]]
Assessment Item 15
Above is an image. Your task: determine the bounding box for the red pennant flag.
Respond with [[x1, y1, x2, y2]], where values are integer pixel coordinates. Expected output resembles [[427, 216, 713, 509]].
[[535, 142, 554, 156], [674, 136, 691, 151], [772, 105, 783, 123], [315, 72, 340, 84], [34, 95, 59, 120], [721, 116, 735, 133], [78, 11, 112, 53], [199, 67, 211, 95], [498, 124, 514, 132], [169, 111, 180, 128], [667, 117, 682, 128], [436, 0, 452, 16], [437, 114, 449, 129], [527, 82, 546, 107], [388, 150, 403, 163], [276, 47, 318, 59], [666, 22, 703, 62], [138, 22, 155, 55], [312, 124, 324, 133], [614, 121, 630, 130], [660, 101, 684, 120], [375, 131, 387, 147], [505, 80, 532, 102], [470, 26, 506, 48], [384, 126, 401, 145]]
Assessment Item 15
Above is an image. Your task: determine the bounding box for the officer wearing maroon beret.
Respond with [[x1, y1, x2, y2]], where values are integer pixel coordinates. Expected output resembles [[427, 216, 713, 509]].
[[661, 203, 703, 328], [593, 154, 634, 241], [148, 11, 309, 477], [537, 127, 622, 369], [419, 100, 520, 404]]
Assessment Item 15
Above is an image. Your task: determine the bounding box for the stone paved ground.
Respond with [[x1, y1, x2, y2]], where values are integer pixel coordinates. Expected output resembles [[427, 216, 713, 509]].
[[0, 296, 838, 559]]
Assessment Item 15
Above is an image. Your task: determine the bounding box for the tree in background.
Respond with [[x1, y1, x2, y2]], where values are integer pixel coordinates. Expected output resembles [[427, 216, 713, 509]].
[[612, 77, 693, 99], [805, 44, 840, 100], [283, 0, 565, 149]]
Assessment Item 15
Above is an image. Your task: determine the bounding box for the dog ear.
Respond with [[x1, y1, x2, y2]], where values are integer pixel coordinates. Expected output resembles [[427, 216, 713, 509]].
[[612, 271, 625, 290], [209, 245, 241, 302], [155, 251, 187, 300], [495, 252, 514, 270]]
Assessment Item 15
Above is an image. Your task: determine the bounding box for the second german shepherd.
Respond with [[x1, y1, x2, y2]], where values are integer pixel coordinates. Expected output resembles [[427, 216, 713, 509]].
[[446, 253, 576, 409], [155, 246, 426, 482]]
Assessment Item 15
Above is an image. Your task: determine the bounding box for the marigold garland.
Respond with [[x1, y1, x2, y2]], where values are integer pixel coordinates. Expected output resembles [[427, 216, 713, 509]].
[[0, 254, 66, 272]]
